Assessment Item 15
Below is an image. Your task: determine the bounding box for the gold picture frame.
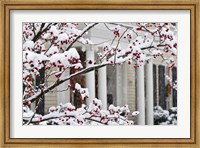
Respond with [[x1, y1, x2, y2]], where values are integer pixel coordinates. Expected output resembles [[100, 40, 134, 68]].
[[0, 0, 199, 147]]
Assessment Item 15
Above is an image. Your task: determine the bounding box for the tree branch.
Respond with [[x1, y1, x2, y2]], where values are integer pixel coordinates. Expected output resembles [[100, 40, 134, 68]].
[[27, 63, 111, 103], [107, 23, 138, 36], [66, 23, 98, 50]]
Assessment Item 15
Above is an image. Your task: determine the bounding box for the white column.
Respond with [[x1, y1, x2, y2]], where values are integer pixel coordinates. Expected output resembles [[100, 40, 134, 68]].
[[98, 66, 107, 110], [116, 65, 123, 106], [136, 65, 145, 125], [146, 59, 154, 125], [57, 69, 70, 105], [86, 46, 95, 106]]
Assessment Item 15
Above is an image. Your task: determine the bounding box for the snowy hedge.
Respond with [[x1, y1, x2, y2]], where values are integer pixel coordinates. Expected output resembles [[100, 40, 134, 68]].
[[154, 106, 177, 125]]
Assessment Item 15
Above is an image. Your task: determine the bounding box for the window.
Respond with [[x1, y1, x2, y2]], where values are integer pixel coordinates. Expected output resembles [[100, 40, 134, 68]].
[[158, 65, 166, 109], [153, 64, 157, 106], [172, 67, 177, 107]]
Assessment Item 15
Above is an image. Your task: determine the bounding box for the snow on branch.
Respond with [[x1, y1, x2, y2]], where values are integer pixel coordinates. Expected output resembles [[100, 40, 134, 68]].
[[23, 98, 139, 125], [66, 23, 98, 50]]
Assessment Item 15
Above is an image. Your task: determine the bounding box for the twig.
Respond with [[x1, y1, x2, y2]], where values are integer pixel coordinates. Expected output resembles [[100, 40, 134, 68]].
[[114, 28, 128, 64]]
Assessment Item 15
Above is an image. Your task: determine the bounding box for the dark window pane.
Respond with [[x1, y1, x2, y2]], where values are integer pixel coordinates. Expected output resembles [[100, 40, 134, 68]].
[[172, 67, 177, 107], [35, 65, 45, 115], [70, 48, 86, 108], [153, 64, 157, 106], [159, 65, 166, 109]]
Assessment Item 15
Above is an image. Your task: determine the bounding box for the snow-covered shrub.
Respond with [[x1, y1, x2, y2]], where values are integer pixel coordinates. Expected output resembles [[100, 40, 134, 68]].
[[154, 106, 177, 125]]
